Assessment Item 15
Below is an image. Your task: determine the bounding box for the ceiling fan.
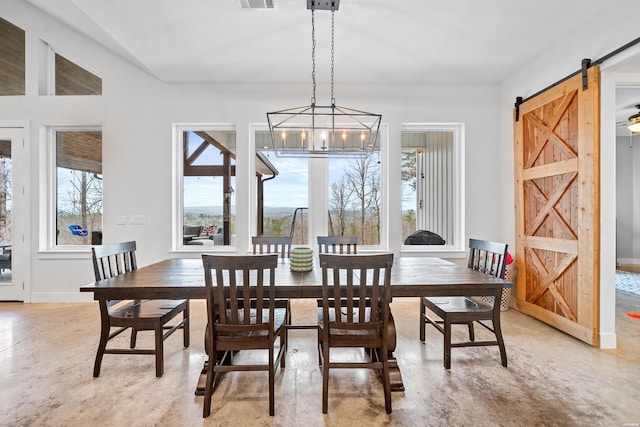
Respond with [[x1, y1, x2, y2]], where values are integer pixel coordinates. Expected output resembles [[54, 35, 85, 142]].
[[628, 105, 640, 132], [617, 104, 640, 132]]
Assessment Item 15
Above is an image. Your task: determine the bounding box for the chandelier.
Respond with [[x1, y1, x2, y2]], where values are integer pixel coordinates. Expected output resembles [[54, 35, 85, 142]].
[[266, 0, 382, 157]]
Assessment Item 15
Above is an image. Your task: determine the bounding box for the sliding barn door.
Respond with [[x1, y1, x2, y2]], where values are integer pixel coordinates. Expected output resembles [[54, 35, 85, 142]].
[[514, 67, 600, 346]]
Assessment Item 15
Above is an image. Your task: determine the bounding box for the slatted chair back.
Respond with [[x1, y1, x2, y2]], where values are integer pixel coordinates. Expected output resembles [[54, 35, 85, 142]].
[[92, 241, 137, 280], [202, 254, 279, 336], [201, 253, 286, 417], [319, 253, 393, 332], [317, 235, 358, 254], [252, 236, 293, 259], [90, 240, 190, 377], [318, 252, 394, 413], [467, 238, 508, 279], [419, 238, 509, 369]]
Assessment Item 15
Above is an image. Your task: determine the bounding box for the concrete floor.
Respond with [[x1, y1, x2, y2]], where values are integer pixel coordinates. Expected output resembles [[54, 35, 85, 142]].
[[1, 295, 639, 426]]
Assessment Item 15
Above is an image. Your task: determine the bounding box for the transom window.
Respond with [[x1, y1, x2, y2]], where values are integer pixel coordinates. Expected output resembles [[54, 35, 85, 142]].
[[0, 17, 25, 96]]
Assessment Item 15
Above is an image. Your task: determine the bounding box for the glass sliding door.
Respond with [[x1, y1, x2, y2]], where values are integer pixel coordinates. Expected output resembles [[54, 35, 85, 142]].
[[0, 127, 27, 301]]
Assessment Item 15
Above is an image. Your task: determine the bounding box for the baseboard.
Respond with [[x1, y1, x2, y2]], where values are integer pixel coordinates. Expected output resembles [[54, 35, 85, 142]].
[[599, 332, 617, 349], [617, 258, 640, 266], [29, 292, 95, 303]]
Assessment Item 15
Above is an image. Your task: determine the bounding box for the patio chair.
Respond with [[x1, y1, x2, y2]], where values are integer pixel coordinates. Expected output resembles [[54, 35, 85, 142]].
[[0, 246, 11, 272], [68, 224, 88, 236]]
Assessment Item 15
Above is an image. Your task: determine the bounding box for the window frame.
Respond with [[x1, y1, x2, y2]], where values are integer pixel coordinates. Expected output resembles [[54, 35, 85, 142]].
[[42, 125, 103, 251], [251, 123, 389, 251], [172, 123, 237, 252], [400, 123, 465, 253], [41, 43, 103, 96]]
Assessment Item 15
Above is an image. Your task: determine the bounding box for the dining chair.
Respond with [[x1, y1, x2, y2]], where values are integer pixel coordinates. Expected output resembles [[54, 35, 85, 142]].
[[317, 235, 358, 254], [201, 254, 288, 418], [314, 236, 359, 336], [252, 235, 293, 259], [318, 253, 394, 414], [419, 238, 508, 369], [91, 241, 189, 377], [252, 235, 296, 342]]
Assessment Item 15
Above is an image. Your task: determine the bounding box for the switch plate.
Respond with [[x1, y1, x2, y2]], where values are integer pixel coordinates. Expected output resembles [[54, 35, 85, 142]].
[[129, 215, 146, 225], [116, 215, 127, 225]]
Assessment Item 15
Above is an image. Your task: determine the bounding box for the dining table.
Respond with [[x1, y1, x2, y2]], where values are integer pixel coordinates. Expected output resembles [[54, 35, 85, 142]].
[[80, 256, 512, 392]]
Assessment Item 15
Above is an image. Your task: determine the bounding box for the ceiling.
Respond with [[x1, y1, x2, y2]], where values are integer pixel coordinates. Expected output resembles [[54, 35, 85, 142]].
[[22, 0, 640, 134], [25, 0, 627, 85]]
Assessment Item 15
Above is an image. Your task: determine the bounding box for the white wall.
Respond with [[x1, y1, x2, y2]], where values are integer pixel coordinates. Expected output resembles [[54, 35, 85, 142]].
[[498, 0, 640, 348], [0, 0, 502, 302], [616, 136, 634, 262]]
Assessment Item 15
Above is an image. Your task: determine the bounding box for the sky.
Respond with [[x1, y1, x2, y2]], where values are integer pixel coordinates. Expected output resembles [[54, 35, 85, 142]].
[[183, 135, 372, 209], [181, 132, 417, 211]]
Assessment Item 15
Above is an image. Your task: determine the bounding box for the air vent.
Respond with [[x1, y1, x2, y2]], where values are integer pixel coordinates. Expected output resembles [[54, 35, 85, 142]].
[[238, 0, 275, 9]]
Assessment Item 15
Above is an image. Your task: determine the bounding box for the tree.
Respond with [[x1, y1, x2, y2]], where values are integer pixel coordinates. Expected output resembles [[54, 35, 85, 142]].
[[0, 158, 12, 242], [367, 170, 381, 244], [269, 217, 283, 237], [66, 170, 102, 243], [329, 177, 352, 236], [401, 150, 417, 204], [344, 156, 379, 245]]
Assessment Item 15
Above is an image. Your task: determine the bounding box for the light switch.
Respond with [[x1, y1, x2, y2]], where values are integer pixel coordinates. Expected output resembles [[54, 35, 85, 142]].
[[130, 215, 146, 225], [116, 215, 127, 225]]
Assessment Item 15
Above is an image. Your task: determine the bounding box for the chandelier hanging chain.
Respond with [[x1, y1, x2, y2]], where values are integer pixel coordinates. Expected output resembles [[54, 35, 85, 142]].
[[266, 0, 382, 158], [331, 5, 335, 106], [311, 6, 316, 106]]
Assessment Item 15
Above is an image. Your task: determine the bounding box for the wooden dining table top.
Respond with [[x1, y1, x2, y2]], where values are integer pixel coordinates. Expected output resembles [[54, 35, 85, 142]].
[[80, 256, 512, 300]]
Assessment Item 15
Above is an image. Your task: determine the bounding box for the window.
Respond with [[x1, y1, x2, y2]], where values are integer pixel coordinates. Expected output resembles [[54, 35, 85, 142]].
[[0, 17, 25, 96], [254, 128, 385, 248], [328, 154, 381, 245], [54, 53, 102, 95], [255, 132, 309, 244], [177, 126, 236, 248], [54, 128, 103, 246], [40, 44, 102, 96], [401, 124, 463, 249]]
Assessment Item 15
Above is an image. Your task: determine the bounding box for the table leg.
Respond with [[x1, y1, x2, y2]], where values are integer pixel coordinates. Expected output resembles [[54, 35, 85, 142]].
[[383, 311, 405, 392], [195, 310, 406, 395], [195, 361, 207, 396]]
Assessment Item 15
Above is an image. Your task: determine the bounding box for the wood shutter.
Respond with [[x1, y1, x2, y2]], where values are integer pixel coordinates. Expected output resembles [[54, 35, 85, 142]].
[[514, 66, 600, 345]]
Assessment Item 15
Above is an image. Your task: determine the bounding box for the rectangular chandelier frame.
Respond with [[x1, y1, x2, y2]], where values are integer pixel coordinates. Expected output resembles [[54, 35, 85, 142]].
[[267, 104, 381, 158]]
